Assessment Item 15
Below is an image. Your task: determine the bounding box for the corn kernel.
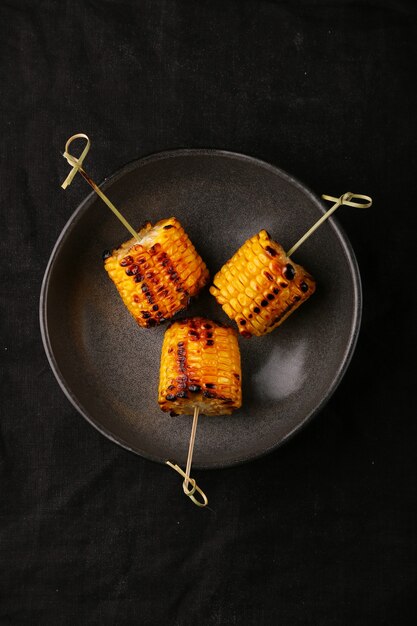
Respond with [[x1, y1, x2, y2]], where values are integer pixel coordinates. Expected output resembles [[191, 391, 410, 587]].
[[210, 231, 316, 337]]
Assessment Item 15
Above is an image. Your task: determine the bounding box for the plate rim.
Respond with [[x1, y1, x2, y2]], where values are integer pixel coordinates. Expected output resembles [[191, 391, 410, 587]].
[[39, 148, 362, 469]]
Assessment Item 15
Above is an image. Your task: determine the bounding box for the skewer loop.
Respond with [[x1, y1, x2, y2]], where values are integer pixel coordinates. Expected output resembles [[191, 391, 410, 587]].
[[61, 133, 91, 189], [166, 461, 208, 507], [321, 192, 372, 209], [166, 406, 208, 508], [61, 133, 140, 242], [287, 191, 372, 257]]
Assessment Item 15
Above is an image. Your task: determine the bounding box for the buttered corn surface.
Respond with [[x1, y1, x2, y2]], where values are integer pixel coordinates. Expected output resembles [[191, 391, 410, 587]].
[[104, 217, 209, 327], [158, 318, 242, 416], [210, 230, 316, 337]]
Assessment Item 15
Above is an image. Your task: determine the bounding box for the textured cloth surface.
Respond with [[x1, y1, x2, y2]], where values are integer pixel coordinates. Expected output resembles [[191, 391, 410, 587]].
[[1, 1, 416, 624]]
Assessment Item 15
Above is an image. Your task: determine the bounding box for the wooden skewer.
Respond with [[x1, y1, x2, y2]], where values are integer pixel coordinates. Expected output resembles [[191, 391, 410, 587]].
[[61, 134, 372, 510], [62, 133, 208, 508], [287, 192, 372, 258], [166, 192, 372, 508], [62, 135, 371, 259], [61, 134, 140, 243], [166, 406, 208, 508], [183, 406, 200, 493]]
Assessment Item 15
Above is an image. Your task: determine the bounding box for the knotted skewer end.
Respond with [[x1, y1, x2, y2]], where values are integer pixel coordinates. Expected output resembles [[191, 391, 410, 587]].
[[166, 406, 208, 508], [287, 191, 372, 257]]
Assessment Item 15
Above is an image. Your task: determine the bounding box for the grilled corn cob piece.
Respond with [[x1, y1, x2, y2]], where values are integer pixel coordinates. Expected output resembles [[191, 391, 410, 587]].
[[210, 230, 316, 337], [104, 217, 209, 328], [158, 317, 242, 416]]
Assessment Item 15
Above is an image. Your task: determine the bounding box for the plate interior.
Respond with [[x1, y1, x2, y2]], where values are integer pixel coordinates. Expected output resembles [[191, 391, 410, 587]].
[[41, 150, 360, 468]]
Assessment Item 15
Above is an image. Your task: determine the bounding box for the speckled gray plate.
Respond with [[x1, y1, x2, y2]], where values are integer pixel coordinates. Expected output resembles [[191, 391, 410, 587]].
[[40, 149, 361, 468]]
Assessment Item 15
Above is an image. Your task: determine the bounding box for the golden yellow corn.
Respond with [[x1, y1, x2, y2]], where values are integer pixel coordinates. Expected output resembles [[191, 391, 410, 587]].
[[210, 230, 316, 337], [158, 317, 242, 416], [104, 217, 209, 328]]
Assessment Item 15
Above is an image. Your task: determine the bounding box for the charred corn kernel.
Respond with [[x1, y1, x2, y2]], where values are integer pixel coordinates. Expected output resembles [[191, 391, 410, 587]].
[[210, 230, 316, 337], [158, 317, 242, 416], [104, 217, 209, 328]]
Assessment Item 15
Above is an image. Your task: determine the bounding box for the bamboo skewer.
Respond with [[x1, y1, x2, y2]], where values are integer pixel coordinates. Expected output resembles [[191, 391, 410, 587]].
[[184, 406, 201, 493], [61, 134, 140, 242], [166, 192, 372, 508], [166, 406, 208, 507], [287, 192, 372, 258], [61, 133, 372, 510], [61, 134, 209, 507]]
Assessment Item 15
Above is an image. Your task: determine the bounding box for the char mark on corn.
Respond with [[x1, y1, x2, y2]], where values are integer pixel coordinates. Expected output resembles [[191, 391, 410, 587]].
[[209, 230, 316, 337], [158, 317, 242, 416], [104, 217, 209, 328]]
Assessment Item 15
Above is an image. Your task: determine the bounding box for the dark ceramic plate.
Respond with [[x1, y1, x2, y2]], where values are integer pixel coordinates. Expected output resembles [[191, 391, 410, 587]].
[[40, 149, 361, 469]]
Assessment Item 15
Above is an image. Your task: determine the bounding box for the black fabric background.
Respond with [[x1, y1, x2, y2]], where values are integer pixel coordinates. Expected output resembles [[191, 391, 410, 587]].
[[1, 1, 416, 624]]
